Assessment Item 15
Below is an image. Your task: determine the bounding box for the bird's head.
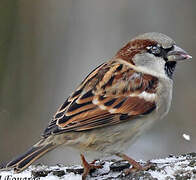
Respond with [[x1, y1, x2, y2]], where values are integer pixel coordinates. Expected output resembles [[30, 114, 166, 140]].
[[115, 32, 192, 79]]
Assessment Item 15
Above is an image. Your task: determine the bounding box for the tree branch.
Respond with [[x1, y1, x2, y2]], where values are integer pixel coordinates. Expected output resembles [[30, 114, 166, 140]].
[[1, 153, 196, 180]]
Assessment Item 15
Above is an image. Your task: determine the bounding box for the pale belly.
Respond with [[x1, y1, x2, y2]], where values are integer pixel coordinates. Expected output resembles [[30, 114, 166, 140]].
[[59, 111, 159, 158]]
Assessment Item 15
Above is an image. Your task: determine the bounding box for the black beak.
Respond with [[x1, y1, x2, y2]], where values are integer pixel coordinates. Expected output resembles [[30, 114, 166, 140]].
[[167, 45, 192, 62]]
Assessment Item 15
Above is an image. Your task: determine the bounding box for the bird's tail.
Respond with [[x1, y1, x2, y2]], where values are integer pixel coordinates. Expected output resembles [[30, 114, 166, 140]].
[[6, 140, 57, 173]]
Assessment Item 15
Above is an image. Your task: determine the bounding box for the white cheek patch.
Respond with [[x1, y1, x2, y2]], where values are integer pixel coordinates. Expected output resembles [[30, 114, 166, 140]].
[[131, 54, 169, 79]]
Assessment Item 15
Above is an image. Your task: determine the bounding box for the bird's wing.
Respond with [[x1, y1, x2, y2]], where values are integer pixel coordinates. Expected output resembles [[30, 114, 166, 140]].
[[43, 60, 158, 137]]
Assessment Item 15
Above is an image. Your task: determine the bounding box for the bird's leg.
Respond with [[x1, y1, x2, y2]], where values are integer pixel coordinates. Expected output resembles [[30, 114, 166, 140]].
[[80, 154, 102, 180], [115, 153, 151, 175]]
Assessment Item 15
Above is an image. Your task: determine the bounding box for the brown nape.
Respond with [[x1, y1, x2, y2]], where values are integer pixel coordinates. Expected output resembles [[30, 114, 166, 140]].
[[115, 39, 157, 63]]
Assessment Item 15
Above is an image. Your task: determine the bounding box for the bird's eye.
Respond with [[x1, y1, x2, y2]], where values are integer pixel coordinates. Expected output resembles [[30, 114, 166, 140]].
[[147, 45, 162, 56]]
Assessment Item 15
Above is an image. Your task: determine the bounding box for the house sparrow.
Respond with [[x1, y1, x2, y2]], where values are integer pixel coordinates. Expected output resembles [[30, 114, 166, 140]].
[[6, 32, 191, 179]]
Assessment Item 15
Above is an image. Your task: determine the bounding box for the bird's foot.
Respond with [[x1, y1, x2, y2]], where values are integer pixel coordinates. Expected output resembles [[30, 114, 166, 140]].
[[115, 153, 152, 175], [80, 154, 102, 180]]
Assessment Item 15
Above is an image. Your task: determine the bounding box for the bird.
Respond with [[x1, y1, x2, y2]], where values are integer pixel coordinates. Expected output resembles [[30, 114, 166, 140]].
[[6, 32, 192, 179]]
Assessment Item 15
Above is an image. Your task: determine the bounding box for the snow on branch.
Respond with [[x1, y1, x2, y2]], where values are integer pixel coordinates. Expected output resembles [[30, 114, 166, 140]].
[[1, 153, 196, 180]]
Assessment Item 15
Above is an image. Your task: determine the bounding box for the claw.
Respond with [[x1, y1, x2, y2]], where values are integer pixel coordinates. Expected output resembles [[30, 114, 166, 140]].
[[115, 153, 152, 175], [80, 154, 102, 180]]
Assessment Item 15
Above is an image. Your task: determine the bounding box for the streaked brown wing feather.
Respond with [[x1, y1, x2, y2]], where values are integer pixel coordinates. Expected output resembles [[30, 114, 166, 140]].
[[43, 60, 158, 137]]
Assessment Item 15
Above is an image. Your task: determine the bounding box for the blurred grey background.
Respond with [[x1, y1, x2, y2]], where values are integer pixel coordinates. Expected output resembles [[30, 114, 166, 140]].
[[0, 0, 196, 166]]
